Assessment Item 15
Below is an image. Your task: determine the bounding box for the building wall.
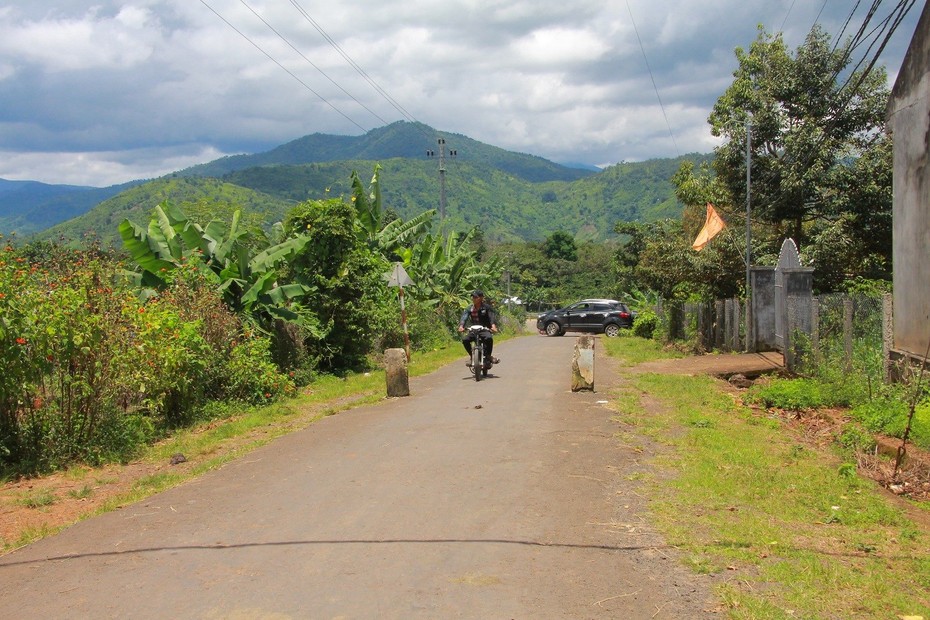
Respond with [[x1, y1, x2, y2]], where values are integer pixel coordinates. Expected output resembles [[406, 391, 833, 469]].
[[888, 2, 930, 359]]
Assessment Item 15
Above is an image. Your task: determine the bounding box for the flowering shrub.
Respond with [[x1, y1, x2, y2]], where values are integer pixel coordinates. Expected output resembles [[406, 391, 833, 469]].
[[0, 243, 292, 475]]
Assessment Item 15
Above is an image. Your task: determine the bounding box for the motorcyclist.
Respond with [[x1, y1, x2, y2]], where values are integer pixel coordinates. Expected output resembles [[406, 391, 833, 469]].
[[458, 290, 499, 369]]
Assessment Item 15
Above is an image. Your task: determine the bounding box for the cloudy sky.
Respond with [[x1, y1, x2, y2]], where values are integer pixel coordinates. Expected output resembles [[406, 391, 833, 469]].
[[0, 1, 921, 187]]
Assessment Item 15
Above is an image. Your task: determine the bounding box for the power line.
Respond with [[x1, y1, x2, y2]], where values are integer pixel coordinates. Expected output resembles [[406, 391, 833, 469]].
[[198, 0, 369, 132], [237, 0, 388, 125], [625, 1, 680, 158], [721, 0, 918, 226], [780, 0, 799, 32], [286, 0, 418, 123]]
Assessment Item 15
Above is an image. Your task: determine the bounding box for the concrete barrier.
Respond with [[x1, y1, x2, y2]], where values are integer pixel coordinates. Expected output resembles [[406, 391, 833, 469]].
[[571, 334, 595, 392], [385, 348, 410, 397]]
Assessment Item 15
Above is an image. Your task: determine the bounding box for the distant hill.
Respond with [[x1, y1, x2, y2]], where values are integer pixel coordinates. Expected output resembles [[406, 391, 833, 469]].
[[9, 121, 712, 244], [42, 153, 711, 246], [36, 177, 294, 247], [0, 178, 142, 237], [178, 121, 594, 184]]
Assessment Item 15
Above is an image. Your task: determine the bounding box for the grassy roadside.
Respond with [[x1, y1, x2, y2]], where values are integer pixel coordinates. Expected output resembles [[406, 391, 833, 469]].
[[1, 340, 475, 553], [603, 335, 930, 619]]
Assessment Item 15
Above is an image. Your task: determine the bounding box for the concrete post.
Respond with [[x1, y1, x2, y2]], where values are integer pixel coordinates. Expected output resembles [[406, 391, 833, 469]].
[[571, 334, 595, 392], [384, 348, 410, 397]]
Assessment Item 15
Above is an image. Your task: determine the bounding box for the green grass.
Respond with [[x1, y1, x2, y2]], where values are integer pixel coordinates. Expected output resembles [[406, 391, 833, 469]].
[[67, 485, 94, 500], [601, 334, 684, 366], [17, 489, 57, 509], [605, 345, 930, 619]]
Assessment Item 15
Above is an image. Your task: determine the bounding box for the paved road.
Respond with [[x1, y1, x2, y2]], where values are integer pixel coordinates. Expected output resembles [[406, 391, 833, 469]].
[[0, 334, 715, 619]]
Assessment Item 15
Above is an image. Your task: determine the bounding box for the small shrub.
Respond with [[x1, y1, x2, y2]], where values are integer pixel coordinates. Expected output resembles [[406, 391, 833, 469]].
[[632, 309, 659, 339], [746, 378, 826, 410], [222, 334, 294, 405], [849, 398, 930, 450], [838, 425, 877, 452]]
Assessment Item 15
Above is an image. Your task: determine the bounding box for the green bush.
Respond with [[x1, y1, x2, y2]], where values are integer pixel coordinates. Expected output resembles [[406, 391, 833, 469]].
[[849, 398, 930, 450], [632, 308, 659, 339], [223, 333, 295, 405], [0, 243, 294, 476], [746, 378, 827, 410]]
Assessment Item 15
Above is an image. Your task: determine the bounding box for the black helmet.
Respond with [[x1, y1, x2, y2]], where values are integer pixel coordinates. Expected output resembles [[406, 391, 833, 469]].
[[472, 289, 484, 298]]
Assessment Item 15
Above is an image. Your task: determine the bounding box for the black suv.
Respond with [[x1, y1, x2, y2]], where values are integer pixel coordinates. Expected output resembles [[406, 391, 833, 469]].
[[536, 299, 635, 337]]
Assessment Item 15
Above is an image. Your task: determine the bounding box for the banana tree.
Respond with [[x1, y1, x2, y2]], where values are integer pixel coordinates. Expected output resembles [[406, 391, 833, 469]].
[[119, 201, 316, 327], [350, 165, 435, 258], [404, 227, 503, 317]]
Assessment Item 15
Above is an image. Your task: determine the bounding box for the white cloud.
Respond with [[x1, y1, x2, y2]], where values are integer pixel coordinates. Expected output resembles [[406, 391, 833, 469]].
[[0, 0, 920, 186]]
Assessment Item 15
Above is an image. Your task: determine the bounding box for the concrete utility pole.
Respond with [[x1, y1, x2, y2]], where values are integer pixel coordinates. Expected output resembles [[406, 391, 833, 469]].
[[427, 138, 456, 219]]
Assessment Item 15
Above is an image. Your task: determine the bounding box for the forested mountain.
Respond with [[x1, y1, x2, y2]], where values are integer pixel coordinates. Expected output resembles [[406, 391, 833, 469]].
[[12, 121, 711, 245], [36, 177, 293, 247], [178, 121, 594, 183], [0, 178, 142, 237]]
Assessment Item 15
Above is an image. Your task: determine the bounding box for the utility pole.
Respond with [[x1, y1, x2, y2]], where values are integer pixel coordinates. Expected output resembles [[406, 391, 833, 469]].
[[745, 117, 752, 352], [427, 137, 456, 220]]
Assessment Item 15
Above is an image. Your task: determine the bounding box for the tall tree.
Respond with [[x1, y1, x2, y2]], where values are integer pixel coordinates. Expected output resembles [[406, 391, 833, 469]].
[[703, 25, 892, 288], [543, 231, 578, 261]]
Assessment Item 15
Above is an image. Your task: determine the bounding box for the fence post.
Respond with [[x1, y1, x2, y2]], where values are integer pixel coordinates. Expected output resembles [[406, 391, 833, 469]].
[[882, 293, 893, 383], [811, 297, 820, 365], [744, 297, 752, 353], [844, 297, 854, 374], [715, 300, 725, 350], [731, 298, 741, 352]]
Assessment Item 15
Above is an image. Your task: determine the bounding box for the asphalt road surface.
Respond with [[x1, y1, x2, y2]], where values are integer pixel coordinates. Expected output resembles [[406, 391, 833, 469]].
[[0, 334, 716, 619]]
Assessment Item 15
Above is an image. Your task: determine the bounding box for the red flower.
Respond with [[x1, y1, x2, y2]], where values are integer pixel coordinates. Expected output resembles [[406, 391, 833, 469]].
[[15, 337, 27, 345]]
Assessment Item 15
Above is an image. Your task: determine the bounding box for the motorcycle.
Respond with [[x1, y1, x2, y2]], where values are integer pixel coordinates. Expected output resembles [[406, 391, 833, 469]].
[[465, 324, 493, 381]]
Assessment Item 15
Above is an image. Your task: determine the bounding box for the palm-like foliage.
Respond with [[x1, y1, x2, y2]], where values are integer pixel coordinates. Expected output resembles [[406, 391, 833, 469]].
[[404, 228, 503, 316], [350, 165, 435, 257], [119, 201, 314, 325]]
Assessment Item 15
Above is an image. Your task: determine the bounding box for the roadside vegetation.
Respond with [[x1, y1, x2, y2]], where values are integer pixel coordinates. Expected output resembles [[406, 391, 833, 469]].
[[2, 21, 926, 617], [603, 336, 930, 619]]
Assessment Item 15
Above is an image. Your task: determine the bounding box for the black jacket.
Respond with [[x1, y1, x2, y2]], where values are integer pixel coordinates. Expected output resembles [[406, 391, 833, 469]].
[[459, 302, 496, 330]]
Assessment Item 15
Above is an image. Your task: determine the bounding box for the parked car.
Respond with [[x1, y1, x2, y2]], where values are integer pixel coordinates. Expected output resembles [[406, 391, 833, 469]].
[[536, 299, 635, 337]]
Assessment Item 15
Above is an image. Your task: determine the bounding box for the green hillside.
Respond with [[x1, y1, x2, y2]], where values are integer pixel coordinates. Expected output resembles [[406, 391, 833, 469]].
[[18, 120, 712, 246], [37, 177, 293, 247], [179, 121, 593, 184], [39, 152, 709, 247]]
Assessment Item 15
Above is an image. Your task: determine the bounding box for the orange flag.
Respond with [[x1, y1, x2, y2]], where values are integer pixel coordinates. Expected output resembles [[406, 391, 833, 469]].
[[691, 203, 727, 251]]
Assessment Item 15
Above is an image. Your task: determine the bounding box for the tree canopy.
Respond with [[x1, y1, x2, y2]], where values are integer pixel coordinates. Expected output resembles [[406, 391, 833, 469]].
[[674, 25, 893, 291]]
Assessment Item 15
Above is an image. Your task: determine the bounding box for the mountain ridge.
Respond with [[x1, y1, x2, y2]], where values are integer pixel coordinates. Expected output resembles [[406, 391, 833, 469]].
[[5, 121, 711, 243]]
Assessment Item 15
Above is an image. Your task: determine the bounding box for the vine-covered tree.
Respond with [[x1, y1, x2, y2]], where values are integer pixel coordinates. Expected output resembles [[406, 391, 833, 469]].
[[678, 25, 893, 290]]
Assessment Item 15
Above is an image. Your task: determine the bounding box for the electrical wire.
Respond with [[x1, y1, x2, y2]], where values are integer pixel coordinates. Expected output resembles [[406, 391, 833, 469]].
[[781, 0, 799, 33], [626, 1, 680, 158], [286, 0, 418, 123], [238, 0, 389, 125], [198, 0, 369, 132]]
